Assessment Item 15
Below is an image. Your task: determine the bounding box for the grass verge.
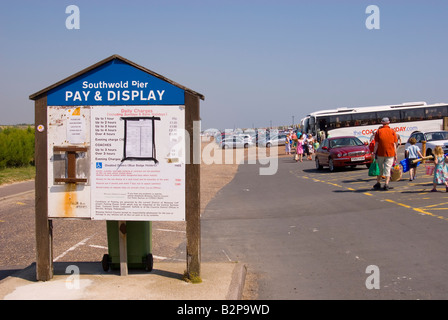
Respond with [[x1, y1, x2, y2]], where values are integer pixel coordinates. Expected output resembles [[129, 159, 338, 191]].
[[0, 166, 35, 185]]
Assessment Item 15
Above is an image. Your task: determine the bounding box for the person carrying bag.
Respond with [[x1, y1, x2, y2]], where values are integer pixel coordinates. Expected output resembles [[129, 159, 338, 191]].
[[369, 158, 380, 177], [372, 118, 398, 191]]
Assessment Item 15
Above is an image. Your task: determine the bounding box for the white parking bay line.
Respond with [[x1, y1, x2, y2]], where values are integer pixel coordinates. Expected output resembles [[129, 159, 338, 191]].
[[89, 244, 108, 250], [154, 228, 186, 233], [54, 237, 91, 262]]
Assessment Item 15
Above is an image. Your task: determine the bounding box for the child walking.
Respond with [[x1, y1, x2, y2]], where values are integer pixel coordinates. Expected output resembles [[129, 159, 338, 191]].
[[431, 146, 448, 192], [295, 135, 303, 162], [405, 137, 423, 181]]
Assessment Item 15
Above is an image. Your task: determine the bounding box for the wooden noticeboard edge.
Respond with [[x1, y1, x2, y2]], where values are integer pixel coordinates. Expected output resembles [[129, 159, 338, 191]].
[[185, 91, 201, 278], [35, 95, 53, 281]]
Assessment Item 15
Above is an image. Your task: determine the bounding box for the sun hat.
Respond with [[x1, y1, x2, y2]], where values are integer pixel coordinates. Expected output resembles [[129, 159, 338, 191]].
[[381, 117, 390, 124]]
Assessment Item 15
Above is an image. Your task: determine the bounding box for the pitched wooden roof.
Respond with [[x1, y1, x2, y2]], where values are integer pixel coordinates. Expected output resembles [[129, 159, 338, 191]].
[[29, 54, 204, 101]]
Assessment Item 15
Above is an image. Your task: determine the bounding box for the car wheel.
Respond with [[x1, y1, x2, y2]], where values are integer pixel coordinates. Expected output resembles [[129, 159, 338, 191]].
[[329, 158, 336, 172], [315, 157, 323, 170], [244, 143, 249, 148], [426, 148, 433, 158], [266, 142, 271, 148]]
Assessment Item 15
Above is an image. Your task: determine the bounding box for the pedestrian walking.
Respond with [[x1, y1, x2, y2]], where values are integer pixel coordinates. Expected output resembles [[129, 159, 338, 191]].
[[302, 134, 309, 159], [396, 134, 402, 148], [313, 139, 320, 152], [291, 131, 297, 153], [372, 117, 398, 191], [368, 134, 375, 153], [285, 133, 291, 155], [295, 134, 304, 162], [306, 134, 314, 160], [431, 146, 448, 192], [405, 137, 423, 181]]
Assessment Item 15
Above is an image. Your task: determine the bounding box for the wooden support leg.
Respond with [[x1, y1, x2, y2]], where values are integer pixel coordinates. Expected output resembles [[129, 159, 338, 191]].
[[118, 221, 128, 276]]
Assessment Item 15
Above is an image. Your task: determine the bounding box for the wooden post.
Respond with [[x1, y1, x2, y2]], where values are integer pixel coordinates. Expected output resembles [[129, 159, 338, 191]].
[[34, 95, 53, 281], [185, 91, 201, 278], [118, 221, 128, 276], [443, 117, 448, 131]]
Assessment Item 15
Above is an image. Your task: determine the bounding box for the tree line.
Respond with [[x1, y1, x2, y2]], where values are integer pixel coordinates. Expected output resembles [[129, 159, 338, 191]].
[[0, 127, 35, 169]]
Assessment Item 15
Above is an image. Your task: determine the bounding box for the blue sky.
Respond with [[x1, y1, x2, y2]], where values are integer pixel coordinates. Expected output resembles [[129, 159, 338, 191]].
[[1, 0, 447, 130]]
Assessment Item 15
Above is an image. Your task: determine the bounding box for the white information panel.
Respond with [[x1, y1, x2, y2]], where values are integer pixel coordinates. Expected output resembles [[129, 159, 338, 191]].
[[90, 105, 186, 221], [47, 106, 91, 219]]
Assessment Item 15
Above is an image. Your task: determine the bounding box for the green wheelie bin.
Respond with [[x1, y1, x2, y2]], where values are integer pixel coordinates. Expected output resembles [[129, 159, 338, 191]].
[[102, 221, 153, 272]]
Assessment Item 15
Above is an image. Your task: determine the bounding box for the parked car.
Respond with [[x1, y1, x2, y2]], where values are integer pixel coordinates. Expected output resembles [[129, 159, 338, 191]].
[[237, 134, 254, 144], [220, 136, 254, 149], [257, 134, 286, 148], [404, 130, 448, 157], [315, 136, 373, 172]]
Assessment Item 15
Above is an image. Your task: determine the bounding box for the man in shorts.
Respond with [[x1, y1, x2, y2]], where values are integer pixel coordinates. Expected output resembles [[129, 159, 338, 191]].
[[373, 117, 398, 191]]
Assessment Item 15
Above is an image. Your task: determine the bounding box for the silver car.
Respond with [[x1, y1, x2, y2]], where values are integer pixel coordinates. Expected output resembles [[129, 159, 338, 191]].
[[404, 130, 448, 156], [257, 134, 286, 148], [220, 136, 253, 149]]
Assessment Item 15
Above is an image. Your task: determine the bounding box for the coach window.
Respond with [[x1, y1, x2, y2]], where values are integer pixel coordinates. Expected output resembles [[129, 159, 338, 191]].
[[329, 116, 338, 129], [318, 117, 329, 132], [425, 106, 448, 120], [329, 114, 352, 129], [340, 114, 353, 127], [377, 110, 400, 123], [401, 108, 425, 122], [354, 112, 377, 126]]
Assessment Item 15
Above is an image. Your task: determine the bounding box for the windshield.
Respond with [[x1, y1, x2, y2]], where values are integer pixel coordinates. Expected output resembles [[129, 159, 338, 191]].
[[329, 137, 364, 148], [426, 131, 448, 141], [303, 118, 310, 134]]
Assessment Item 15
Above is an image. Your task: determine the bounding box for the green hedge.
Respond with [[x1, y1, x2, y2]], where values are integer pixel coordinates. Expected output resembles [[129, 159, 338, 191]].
[[0, 127, 35, 169]]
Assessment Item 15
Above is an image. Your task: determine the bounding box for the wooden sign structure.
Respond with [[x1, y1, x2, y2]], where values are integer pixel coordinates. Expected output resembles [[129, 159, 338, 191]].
[[30, 55, 204, 281]]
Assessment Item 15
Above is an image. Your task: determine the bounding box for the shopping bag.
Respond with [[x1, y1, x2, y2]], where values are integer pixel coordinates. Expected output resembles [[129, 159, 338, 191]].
[[368, 159, 380, 176], [425, 165, 435, 176], [400, 158, 410, 173], [390, 165, 402, 182]]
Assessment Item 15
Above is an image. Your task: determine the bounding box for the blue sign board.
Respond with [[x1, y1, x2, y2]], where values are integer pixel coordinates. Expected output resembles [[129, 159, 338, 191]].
[[47, 59, 185, 106]]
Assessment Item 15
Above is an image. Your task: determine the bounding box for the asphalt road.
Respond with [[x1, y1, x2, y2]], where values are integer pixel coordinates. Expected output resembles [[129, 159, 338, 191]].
[[201, 153, 448, 299], [1, 152, 448, 299], [0, 180, 34, 199]]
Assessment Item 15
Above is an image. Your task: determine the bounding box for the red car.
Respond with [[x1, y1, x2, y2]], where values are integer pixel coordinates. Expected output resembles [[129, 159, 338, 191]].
[[315, 136, 373, 172]]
